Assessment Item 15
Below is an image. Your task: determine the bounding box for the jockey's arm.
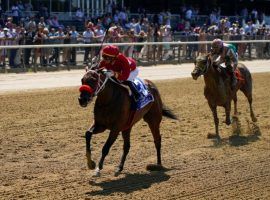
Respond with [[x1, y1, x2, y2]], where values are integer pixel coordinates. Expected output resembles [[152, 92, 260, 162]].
[[226, 48, 238, 70]]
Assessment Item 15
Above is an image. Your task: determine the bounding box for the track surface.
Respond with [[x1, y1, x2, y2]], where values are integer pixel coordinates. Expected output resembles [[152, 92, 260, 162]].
[[0, 63, 269, 200]]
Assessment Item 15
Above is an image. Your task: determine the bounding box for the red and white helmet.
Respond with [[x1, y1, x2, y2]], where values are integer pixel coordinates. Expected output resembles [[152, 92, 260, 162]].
[[102, 45, 119, 57], [212, 38, 223, 51]]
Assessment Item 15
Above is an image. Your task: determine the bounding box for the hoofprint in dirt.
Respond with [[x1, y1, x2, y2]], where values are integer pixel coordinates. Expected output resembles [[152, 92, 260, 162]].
[[0, 73, 269, 200]]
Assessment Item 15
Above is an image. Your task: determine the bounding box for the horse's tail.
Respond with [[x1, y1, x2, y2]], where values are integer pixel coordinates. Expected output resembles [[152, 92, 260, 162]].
[[145, 79, 178, 120], [162, 106, 178, 120]]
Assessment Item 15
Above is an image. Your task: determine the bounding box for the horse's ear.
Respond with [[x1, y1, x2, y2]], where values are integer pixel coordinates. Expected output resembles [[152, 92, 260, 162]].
[[85, 66, 89, 72]]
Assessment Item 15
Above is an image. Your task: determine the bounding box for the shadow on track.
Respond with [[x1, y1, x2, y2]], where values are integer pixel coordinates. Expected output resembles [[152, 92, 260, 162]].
[[85, 171, 170, 196]]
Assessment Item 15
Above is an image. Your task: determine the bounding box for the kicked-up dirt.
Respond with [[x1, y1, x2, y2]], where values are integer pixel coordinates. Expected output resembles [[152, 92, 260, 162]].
[[0, 73, 269, 200]]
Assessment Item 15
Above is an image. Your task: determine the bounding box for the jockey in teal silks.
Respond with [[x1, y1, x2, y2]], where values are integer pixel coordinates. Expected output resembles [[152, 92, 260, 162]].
[[211, 38, 238, 90]]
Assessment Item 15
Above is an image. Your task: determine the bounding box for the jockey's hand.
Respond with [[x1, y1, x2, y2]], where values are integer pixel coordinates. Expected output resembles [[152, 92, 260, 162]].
[[104, 70, 115, 77]]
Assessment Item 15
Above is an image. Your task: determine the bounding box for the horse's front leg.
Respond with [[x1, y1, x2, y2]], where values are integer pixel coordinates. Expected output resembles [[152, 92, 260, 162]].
[[115, 129, 131, 177], [94, 131, 119, 177], [225, 102, 232, 125], [208, 104, 220, 141], [86, 123, 106, 170]]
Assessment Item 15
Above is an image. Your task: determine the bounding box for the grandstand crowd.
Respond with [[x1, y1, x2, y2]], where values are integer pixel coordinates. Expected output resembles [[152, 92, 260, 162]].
[[0, 1, 269, 69]]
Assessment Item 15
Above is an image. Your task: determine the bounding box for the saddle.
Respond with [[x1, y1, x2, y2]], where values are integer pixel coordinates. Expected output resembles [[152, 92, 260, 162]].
[[110, 77, 154, 110], [214, 64, 244, 84], [130, 78, 154, 110]]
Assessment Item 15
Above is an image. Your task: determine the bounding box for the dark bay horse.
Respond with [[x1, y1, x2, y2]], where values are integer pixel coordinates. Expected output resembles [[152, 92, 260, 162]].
[[191, 54, 257, 141], [78, 69, 178, 176]]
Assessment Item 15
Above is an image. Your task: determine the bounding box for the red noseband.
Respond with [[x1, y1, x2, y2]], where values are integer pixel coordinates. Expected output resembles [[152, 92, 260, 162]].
[[79, 85, 94, 94]]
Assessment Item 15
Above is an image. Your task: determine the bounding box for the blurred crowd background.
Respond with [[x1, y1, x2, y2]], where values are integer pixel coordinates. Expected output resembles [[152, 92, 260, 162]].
[[0, 0, 269, 69]]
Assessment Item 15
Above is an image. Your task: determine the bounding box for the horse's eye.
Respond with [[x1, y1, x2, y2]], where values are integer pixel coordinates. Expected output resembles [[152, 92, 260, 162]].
[[198, 63, 205, 70]]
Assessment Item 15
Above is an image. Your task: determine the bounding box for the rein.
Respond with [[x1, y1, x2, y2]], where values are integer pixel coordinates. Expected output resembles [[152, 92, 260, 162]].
[[87, 73, 123, 97], [80, 70, 130, 97], [93, 74, 109, 96]]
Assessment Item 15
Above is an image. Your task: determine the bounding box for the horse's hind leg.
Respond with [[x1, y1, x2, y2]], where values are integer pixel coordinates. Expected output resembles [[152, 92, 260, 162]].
[[115, 129, 131, 176], [144, 115, 162, 166], [242, 90, 257, 122]]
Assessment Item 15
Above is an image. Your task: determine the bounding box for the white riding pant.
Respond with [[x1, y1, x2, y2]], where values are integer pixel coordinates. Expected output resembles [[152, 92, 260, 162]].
[[127, 68, 139, 81]]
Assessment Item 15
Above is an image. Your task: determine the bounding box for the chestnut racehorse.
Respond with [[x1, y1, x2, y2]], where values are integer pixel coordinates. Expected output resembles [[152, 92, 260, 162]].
[[78, 69, 178, 176], [191, 54, 257, 141]]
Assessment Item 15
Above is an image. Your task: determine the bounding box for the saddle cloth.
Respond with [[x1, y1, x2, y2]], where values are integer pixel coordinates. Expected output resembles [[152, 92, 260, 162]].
[[234, 68, 245, 82], [131, 77, 154, 110]]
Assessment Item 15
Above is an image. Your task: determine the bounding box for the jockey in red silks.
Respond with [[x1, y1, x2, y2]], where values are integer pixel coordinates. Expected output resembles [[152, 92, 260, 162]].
[[99, 45, 142, 101], [211, 38, 238, 90]]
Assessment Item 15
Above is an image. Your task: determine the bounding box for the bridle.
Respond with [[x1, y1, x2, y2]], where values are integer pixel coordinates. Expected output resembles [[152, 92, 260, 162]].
[[80, 69, 122, 97], [196, 55, 211, 75], [79, 70, 109, 97]]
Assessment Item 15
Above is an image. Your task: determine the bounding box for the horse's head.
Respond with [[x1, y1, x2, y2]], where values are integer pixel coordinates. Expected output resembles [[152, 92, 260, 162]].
[[191, 55, 210, 80], [78, 70, 100, 107]]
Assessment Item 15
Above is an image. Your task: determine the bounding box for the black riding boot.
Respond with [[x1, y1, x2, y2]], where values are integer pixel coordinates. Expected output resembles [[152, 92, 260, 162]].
[[227, 65, 237, 90], [124, 81, 142, 102]]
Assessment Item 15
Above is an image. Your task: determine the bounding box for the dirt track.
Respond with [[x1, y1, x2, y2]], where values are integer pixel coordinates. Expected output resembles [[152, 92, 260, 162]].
[[0, 73, 270, 199]]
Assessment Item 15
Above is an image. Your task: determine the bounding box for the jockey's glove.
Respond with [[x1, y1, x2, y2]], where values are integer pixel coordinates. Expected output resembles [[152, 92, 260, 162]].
[[104, 70, 115, 78]]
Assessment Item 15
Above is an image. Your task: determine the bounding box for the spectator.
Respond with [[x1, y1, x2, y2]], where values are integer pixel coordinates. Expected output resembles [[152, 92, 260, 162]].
[[38, 17, 47, 29], [135, 30, 147, 59], [55, 27, 65, 63], [198, 27, 207, 55], [0, 3, 2, 17], [25, 16, 37, 31], [129, 18, 141, 34], [75, 8, 84, 22], [164, 9, 172, 26], [51, 16, 61, 29], [11, 2, 20, 25], [23, 26, 35, 67], [18, 1, 25, 17], [82, 27, 94, 63], [69, 26, 80, 64], [33, 25, 45, 66], [185, 7, 193, 22], [251, 8, 258, 23], [162, 25, 173, 60], [118, 7, 128, 25], [105, 0, 113, 15], [24, 1, 33, 16], [9, 25, 23, 68], [39, 4, 49, 19], [41, 28, 50, 66], [94, 24, 105, 55], [0, 28, 13, 67], [62, 26, 71, 65]]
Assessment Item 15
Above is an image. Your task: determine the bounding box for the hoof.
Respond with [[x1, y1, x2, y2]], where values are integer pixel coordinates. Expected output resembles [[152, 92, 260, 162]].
[[114, 167, 122, 177], [215, 136, 221, 143], [207, 133, 217, 139], [252, 116, 257, 122], [225, 119, 231, 125], [207, 133, 221, 143], [146, 164, 164, 171], [114, 170, 121, 177], [87, 160, 96, 170], [92, 168, 101, 177]]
